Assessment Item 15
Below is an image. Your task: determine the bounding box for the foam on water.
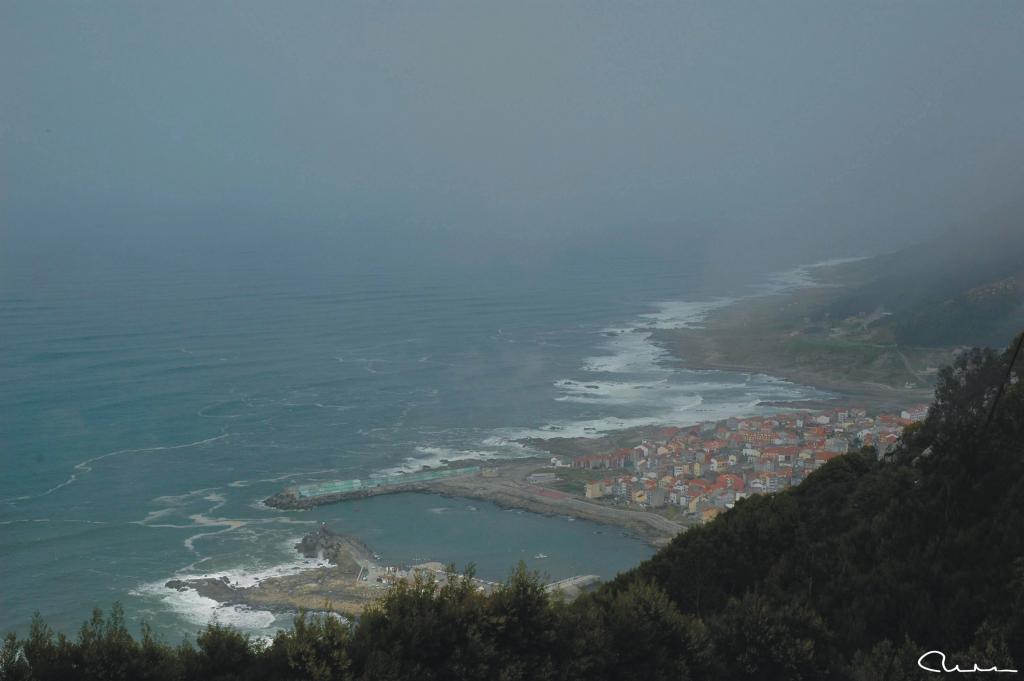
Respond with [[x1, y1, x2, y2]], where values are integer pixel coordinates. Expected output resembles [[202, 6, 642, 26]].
[[133, 536, 334, 634], [506, 386, 812, 439], [503, 414, 679, 440], [554, 378, 670, 405], [637, 298, 735, 329], [581, 329, 671, 374], [755, 256, 869, 295], [516, 267, 837, 442], [133, 582, 279, 632], [375, 446, 506, 476]]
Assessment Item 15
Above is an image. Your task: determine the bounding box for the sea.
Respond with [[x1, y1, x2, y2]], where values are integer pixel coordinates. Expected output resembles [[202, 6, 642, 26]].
[[0, 238, 836, 642]]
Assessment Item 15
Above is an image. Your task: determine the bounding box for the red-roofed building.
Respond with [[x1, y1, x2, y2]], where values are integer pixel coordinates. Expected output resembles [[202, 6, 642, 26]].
[[717, 473, 745, 492]]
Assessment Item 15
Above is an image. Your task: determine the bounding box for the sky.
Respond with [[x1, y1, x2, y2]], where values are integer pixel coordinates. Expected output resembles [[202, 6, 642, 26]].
[[3, 1, 1023, 276]]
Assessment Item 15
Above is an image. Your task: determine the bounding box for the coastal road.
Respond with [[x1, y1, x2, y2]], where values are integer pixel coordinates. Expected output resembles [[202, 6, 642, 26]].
[[429, 460, 684, 545]]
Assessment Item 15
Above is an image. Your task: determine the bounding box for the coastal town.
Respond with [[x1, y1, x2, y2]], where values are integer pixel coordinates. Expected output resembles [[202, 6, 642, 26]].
[[217, 403, 936, 617], [528, 405, 929, 525], [267, 404, 932, 544]]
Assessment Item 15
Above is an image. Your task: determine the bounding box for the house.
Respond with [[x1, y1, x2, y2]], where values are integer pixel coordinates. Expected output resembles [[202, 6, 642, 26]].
[[901, 404, 929, 422], [815, 451, 843, 467], [743, 431, 772, 445], [772, 431, 800, 445], [709, 488, 736, 509], [648, 488, 667, 508], [687, 479, 710, 496], [584, 480, 606, 499], [824, 437, 849, 453], [572, 449, 631, 470], [611, 478, 631, 499], [717, 473, 745, 492]]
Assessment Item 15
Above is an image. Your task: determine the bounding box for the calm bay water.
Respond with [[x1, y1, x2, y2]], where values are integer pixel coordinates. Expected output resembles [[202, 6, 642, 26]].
[[0, 242, 828, 640]]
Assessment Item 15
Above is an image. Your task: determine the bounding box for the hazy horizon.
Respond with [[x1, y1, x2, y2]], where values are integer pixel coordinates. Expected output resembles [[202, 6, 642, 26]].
[[4, 2, 1024, 284]]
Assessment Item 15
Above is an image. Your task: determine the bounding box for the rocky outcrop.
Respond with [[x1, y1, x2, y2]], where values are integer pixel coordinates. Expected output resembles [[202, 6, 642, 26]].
[[295, 524, 372, 570], [162, 525, 379, 616]]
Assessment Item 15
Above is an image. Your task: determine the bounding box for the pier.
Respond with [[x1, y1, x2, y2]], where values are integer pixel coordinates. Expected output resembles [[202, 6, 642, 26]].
[[265, 466, 482, 509], [545, 574, 601, 599]]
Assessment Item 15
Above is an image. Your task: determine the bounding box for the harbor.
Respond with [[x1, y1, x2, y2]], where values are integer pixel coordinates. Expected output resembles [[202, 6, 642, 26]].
[[265, 466, 482, 509], [264, 459, 684, 546], [164, 524, 605, 618]]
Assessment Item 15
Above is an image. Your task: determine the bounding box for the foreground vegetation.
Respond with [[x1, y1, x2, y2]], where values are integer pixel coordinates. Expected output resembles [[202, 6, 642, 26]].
[[3, 335, 1021, 680]]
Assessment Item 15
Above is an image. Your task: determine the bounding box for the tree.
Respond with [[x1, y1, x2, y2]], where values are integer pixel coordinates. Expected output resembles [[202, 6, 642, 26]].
[[266, 611, 353, 681], [708, 592, 834, 681]]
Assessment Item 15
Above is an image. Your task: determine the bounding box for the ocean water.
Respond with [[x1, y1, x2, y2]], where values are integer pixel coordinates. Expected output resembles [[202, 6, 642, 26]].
[[0, 244, 830, 641]]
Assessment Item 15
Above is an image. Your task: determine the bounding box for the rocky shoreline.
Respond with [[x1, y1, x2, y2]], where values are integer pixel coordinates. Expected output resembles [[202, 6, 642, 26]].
[[651, 263, 951, 410], [164, 526, 384, 617], [164, 521, 606, 619]]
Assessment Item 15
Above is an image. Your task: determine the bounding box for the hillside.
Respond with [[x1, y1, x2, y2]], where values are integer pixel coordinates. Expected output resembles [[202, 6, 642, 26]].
[[820, 206, 1024, 347], [3, 335, 1022, 680], [609, 333, 1024, 678], [658, 212, 1024, 401]]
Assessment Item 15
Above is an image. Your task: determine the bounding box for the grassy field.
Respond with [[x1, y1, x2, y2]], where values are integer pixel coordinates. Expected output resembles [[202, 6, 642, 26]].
[[529, 467, 598, 495]]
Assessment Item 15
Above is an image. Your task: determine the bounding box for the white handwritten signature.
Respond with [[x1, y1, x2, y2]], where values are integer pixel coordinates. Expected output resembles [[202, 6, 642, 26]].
[[918, 650, 1018, 674]]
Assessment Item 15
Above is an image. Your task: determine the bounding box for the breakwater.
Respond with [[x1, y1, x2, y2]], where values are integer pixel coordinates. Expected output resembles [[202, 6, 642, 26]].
[[265, 466, 481, 509]]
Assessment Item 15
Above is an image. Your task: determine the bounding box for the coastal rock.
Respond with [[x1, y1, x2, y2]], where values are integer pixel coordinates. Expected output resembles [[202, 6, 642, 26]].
[[295, 524, 371, 569], [160, 526, 380, 616], [164, 576, 240, 604], [264, 490, 312, 509]]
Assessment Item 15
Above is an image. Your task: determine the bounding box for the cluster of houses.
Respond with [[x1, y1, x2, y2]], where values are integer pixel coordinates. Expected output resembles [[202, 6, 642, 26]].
[[552, 405, 928, 524]]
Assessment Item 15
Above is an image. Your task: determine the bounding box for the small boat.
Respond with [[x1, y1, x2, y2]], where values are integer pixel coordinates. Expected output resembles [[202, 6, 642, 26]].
[[534, 553, 548, 559]]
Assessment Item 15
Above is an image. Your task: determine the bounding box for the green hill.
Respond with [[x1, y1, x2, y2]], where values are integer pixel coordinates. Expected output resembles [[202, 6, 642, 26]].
[[820, 206, 1024, 347], [608, 334, 1024, 679], [656, 213, 1023, 399]]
